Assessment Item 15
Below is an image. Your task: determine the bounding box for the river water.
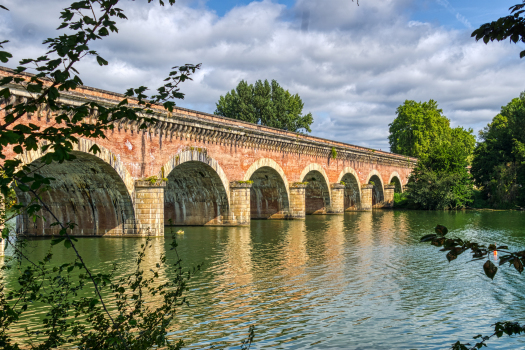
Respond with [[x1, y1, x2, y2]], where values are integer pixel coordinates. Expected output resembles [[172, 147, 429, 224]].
[[4, 210, 525, 349]]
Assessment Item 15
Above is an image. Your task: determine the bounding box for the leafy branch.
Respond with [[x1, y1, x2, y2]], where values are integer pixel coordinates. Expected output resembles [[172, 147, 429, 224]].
[[421, 225, 525, 349]]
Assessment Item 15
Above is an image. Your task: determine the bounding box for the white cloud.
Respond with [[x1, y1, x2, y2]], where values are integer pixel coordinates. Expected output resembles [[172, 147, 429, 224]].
[[0, 0, 524, 150]]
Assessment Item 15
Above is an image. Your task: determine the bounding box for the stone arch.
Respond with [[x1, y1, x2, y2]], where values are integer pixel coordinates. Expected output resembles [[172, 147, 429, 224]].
[[161, 150, 230, 225], [388, 171, 403, 193], [366, 169, 384, 208], [337, 167, 361, 211], [244, 158, 290, 219], [18, 138, 134, 195], [300, 164, 332, 214], [15, 140, 135, 236]]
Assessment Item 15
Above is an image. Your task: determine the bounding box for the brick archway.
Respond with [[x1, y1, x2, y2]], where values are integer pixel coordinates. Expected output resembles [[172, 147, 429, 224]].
[[388, 171, 404, 193], [300, 163, 332, 214], [161, 150, 231, 225], [19, 138, 134, 195], [15, 140, 135, 236], [337, 167, 362, 211], [366, 169, 384, 207], [244, 158, 290, 219]]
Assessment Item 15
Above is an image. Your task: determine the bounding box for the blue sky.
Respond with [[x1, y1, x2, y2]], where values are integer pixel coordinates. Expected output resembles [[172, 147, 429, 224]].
[[203, 0, 518, 28], [1, 0, 524, 150]]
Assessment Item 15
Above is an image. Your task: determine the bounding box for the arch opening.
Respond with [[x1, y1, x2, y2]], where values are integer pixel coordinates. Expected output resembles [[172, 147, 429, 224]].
[[15, 151, 135, 236], [249, 166, 290, 219], [302, 170, 330, 214], [390, 176, 403, 193], [368, 175, 384, 208], [341, 173, 361, 211], [164, 161, 229, 226]]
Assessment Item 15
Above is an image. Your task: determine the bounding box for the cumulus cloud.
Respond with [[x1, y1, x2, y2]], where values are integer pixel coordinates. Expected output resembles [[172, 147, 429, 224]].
[[0, 0, 524, 150]]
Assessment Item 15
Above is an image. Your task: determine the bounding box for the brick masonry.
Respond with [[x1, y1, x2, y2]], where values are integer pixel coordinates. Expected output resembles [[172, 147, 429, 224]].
[[0, 67, 416, 236]]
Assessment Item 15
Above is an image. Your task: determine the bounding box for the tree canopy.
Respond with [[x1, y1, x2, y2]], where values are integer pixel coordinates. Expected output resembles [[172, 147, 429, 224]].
[[388, 99, 450, 159], [214, 79, 314, 133], [471, 92, 525, 208], [389, 100, 476, 210]]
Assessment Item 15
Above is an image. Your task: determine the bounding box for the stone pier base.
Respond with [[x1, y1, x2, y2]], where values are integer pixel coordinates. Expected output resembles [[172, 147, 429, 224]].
[[134, 180, 166, 236], [328, 183, 345, 214], [289, 183, 307, 219], [360, 184, 374, 211]]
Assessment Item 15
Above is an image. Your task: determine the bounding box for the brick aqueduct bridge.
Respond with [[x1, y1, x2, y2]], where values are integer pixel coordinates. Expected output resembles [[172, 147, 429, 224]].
[[2, 69, 416, 237]]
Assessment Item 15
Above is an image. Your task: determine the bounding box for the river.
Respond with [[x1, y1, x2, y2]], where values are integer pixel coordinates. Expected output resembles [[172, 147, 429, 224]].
[[3, 210, 525, 349]]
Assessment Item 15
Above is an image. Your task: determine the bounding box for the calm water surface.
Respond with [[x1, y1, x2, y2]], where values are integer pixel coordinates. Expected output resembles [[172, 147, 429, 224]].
[[4, 210, 525, 349]]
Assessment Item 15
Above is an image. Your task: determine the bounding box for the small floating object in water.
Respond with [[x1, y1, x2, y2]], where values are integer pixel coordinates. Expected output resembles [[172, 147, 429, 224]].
[[176, 230, 184, 235]]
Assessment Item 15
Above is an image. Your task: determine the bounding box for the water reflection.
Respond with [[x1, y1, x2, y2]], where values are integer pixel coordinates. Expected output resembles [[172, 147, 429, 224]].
[[4, 211, 525, 349]]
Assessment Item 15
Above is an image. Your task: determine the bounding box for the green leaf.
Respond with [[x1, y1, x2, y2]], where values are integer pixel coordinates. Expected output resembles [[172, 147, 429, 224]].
[[0, 51, 12, 63], [51, 237, 65, 245], [483, 260, 498, 280], [64, 239, 72, 249], [513, 257, 523, 274], [420, 234, 437, 242], [96, 56, 108, 66], [435, 225, 448, 236]]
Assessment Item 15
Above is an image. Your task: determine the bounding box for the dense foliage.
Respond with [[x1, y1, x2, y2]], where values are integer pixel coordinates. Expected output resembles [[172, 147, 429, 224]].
[[472, 1, 525, 59], [471, 93, 525, 208], [214, 79, 314, 133], [388, 100, 449, 159], [389, 100, 475, 209]]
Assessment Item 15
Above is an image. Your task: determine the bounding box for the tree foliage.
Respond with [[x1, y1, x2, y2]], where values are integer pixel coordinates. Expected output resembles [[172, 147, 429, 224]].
[[471, 92, 525, 208], [389, 100, 476, 209], [388, 99, 449, 159], [472, 1, 525, 58], [214, 79, 314, 133], [421, 225, 525, 349]]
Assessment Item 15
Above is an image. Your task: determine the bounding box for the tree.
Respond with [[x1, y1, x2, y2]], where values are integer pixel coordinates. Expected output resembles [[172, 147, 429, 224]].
[[214, 79, 314, 133], [389, 100, 476, 209], [472, 1, 525, 58], [388, 99, 450, 158], [471, 92, 525, 208]]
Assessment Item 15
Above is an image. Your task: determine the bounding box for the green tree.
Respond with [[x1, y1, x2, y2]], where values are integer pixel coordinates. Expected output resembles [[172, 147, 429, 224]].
[[405, 128, 475, 210], [214, 79, 314, 133], [471, 93, 525, 208], [389, 100, 476, 209], [388, 99, 450, 158], [472, 1, 525, 58]]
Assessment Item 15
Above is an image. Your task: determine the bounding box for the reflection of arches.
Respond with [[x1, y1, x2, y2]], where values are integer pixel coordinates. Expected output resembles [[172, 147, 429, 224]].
[[245, 159, 290, 219], [337, 167, 361, 211], [16, 144, 135, 236], [388, 171, 403, 193], [300, 164, 331, 214], [366, 170, 384, 208], [162, 150, 230, 225]]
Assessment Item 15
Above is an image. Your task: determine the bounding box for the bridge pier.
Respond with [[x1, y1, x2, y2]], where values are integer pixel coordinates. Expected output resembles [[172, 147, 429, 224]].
[[328, 183, 345, 214], [360, 184, 374, 211], [383, 184, 395, 209], [134, 180, 166, 236], [227, 182, 252, 226], [289, 183, 307, 219]]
